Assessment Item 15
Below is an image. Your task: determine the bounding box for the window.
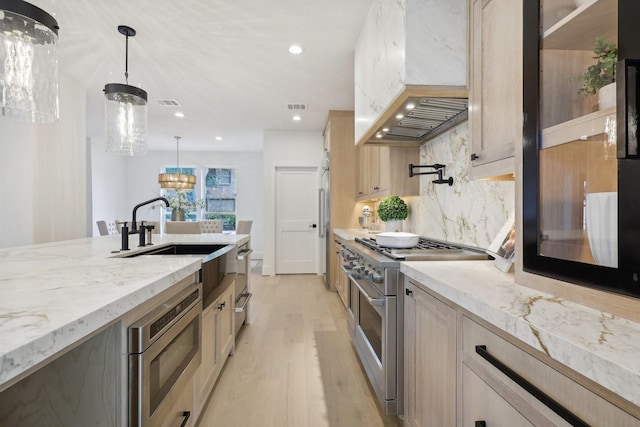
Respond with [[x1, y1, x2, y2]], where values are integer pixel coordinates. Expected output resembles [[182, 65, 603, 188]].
[[203, 167, 237, 231]]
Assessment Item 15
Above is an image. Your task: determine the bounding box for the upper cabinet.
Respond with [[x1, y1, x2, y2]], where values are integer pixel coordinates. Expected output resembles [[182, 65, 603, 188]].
[[522, 0, 640, 295], [356, 145, 419, 201], [468, 0, 521, 179], [354, 0, 468, 147]]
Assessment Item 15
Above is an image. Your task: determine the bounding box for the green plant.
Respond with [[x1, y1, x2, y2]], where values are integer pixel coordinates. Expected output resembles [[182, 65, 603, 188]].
[[377, 196, 408, 222], [578, 38, 617, 96]]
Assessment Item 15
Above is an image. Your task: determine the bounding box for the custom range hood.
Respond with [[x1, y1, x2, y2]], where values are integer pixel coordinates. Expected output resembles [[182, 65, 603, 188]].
[[355, 0, 468, 146]]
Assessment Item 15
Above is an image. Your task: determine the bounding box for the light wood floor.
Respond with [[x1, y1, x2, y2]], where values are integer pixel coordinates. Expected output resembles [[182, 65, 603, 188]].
[[196, 264, 399, 427]]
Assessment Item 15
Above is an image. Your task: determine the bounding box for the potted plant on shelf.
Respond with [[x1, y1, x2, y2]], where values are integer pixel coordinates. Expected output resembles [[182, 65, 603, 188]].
[[577, 38, 617, 110], [167, 191, 205, 221], [377, 196, 408, 232]]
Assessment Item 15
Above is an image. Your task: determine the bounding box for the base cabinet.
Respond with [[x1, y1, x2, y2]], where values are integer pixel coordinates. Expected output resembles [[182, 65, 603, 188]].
[[193, 284, 235, 420], [404, 280, 457, 426], [403, 275, 640, 427]]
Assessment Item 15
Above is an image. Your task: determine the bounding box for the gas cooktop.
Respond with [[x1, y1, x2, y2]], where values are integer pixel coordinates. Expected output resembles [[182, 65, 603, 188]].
[[354, 236, 489, 261]]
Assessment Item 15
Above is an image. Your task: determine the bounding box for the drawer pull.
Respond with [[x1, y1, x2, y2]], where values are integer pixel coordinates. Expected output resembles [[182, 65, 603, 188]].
[[475, 422, 486, 427], [475, 345, 590, 427], [180, 411, 191, 427]]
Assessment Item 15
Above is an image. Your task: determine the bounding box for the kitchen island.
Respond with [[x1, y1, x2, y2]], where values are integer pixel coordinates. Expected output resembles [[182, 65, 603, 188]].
[[0, 233, 249, 394]]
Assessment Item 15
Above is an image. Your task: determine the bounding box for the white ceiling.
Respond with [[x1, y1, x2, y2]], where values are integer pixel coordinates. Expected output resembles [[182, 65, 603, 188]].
[[44, 0, 373, 151]]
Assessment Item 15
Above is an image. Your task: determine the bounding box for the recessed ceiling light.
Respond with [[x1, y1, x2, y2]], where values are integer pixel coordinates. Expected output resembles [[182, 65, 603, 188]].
[[174, 111, 184, 118], [382, 127, 389, 132], [293, 115, 302, 121], [375, 132, 383, 138], [215, 136, 222, 141], [289, 45, 304, 55], [406, 102, 416, 110], [396, 113, 404, 119]]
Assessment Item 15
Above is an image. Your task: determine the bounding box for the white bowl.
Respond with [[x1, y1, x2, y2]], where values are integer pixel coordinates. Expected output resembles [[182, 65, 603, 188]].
[[376, 232, 419, 248]]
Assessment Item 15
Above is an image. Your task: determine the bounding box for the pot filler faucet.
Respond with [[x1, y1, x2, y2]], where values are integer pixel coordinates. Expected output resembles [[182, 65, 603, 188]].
[[119, 197, 170, 251]]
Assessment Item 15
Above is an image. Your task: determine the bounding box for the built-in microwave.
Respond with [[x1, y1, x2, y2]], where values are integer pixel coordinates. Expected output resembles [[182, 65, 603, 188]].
[[522, 0, 640, 296]]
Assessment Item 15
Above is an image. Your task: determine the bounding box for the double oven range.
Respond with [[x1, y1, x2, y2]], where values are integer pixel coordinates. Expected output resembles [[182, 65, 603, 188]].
[[341, 236, 488, 415]]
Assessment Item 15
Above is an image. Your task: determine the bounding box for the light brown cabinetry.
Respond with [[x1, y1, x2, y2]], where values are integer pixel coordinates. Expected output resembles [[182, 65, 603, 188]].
[[193, 284, 235, 419], [468, 0, 520, 179], [403, 275, 640, 426], [325, 111, 360, 291], [404, 280, 457, 426], [356, 145, 419, 201], [462, 315, 640, 426], [334, 238, 349, 309]]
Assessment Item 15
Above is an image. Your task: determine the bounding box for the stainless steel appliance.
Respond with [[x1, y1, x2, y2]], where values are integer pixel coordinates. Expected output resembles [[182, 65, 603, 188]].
[[342, 236, 488, 415], [234, 242, 253, 335], [128, 279, 202, 427], [319, 150, 330, 288]]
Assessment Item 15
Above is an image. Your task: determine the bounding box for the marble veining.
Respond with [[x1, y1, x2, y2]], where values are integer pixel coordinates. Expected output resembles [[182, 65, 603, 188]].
[[401, 261, 640, 407], [414, 122, 515, 248], [0, 234, 249, 390], [354, 0, 466, 143]]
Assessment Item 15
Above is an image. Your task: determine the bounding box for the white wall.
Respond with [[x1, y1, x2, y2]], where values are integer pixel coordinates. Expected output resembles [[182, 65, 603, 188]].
[[262, 131, 324, 276], [0, 74, 88, 248], [90, 148, 265, 259]]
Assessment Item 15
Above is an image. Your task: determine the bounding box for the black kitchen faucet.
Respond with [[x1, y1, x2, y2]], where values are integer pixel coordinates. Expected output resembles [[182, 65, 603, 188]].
[[120, 197, 169, 250]]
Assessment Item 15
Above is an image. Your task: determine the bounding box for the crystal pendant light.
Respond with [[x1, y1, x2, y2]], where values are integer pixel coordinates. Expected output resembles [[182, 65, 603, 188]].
[[104, 25, 147, 156], [0, 0, 59, 122], [158, 136, 196, 190]]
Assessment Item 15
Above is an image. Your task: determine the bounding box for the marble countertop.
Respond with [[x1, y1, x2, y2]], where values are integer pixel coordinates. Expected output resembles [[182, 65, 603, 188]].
[[333, 228, 380, 241], [401, 261, 640, 408], [0, 233, 250, 391]]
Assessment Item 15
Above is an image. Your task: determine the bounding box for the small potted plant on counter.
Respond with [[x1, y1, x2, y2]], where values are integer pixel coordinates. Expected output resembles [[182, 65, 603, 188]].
[[577, 38, 617, 110], [377, 196, 408, 232]]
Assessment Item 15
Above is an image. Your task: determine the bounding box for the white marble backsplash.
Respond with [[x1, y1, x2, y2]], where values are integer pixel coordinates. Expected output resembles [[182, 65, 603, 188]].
[[354, 0, 467, 143], [411, 122, 515, 249]]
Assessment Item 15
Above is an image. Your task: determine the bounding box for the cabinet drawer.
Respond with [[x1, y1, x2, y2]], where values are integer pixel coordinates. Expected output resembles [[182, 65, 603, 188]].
[[462, 364, 536, 427], [462, 316, 640, 426]]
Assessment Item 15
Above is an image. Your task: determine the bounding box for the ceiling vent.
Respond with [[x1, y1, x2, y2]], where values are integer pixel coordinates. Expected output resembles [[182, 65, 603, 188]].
[[287, 103, 308, 111], [157, 99, 181, 107]]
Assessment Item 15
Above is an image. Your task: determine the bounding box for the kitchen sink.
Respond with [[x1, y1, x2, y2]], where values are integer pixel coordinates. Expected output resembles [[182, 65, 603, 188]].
[[122, 244, 230, 258]]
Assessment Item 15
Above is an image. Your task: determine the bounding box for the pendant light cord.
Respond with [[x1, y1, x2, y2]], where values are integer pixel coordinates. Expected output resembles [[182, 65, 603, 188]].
[[175, 136, 181, 176], [124, 32, 129, 84]]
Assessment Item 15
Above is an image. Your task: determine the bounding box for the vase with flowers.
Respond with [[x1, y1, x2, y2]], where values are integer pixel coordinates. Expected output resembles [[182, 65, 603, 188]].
[[167, 191, 205, 221]]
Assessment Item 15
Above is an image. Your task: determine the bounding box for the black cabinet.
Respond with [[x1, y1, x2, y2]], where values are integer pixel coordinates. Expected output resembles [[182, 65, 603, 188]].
[[522, 0, 640, 295]]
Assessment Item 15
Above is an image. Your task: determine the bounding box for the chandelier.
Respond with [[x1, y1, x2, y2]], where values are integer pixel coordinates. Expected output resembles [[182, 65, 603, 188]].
[[0, 0, 59, 122], [104, 25, 148, 156], [158, 136, 196, 190]]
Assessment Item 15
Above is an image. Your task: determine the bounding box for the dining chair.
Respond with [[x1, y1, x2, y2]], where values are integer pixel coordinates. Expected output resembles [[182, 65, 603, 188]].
[[165, 221, 202, 234], [96, 220, 119, 236], [236, 220, 253, 234], [201, 219, 223, 233]]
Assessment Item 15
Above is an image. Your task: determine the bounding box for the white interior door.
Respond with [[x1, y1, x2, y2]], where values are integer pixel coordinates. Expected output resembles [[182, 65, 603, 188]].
[[276, 167, 318, 274]]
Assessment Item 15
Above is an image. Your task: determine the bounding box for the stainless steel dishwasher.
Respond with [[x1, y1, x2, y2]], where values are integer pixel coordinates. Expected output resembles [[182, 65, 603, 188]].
[[234, 242, 252, 336]]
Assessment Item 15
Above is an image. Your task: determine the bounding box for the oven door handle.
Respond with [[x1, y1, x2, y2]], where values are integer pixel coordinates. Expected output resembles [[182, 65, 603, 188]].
[[349, 274, 385, 306]]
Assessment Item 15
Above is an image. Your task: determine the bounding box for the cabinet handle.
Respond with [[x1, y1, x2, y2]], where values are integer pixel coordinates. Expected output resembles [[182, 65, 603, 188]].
[[471, 153, 479, 161], [405, 288, 413, 296], [475, 422, 486, 427], [475, 345, 590, 427], [218, 301, 226, 310], [180, 411, 191, 427]]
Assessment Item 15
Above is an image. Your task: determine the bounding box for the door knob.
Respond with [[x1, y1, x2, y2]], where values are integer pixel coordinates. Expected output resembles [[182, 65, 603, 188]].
[[309, 224, 317, 228]]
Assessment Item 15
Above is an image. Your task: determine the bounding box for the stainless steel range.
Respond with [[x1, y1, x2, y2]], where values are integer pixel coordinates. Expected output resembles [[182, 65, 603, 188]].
[[341, 236, 488, 415]]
